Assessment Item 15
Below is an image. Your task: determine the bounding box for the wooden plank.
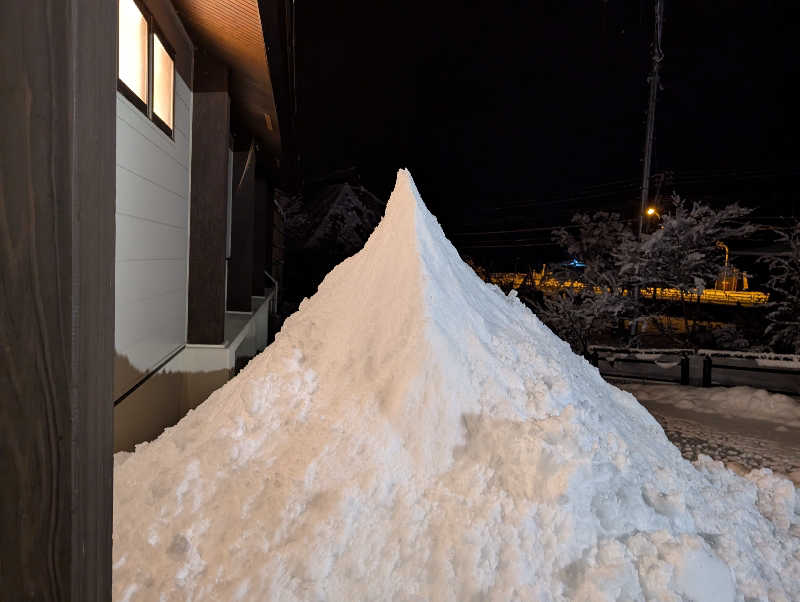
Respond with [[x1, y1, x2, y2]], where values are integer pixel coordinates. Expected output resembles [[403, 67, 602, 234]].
[[187, 50, 230, 344], [0, 0, 116, 598]]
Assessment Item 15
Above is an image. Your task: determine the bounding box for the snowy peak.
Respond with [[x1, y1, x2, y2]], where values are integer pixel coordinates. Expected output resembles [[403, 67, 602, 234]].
[[390, 168, 423, 209]]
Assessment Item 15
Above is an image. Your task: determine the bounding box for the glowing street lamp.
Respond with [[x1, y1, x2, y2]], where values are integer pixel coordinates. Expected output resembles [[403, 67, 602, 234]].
[[646, 207, 660, 217]]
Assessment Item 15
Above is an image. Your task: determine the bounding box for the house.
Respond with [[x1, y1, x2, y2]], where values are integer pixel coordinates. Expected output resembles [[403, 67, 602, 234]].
[[112, 0, 295, 451], [1, 0, 296, 596]]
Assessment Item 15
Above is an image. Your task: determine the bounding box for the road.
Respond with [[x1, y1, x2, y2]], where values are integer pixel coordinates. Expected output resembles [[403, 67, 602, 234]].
[[636, 396, 800, 486]]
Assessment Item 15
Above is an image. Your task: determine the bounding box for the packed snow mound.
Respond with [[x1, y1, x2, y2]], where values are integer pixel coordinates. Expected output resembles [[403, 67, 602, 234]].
[[113, 170, 799, 601], [622, 383, 800, 428]]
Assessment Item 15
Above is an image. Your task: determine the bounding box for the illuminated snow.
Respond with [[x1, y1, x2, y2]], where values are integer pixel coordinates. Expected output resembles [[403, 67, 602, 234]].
[[113, 170, 799, 601]]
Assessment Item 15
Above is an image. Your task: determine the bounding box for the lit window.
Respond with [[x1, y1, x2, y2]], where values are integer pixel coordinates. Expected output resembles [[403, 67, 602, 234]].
[[153, 33, 174, 132], [117, 0, 176, 137], [118, 0, 148, 105]]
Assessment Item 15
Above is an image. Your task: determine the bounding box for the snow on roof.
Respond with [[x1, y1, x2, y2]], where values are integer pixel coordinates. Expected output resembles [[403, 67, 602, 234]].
[[113, 169, 798, 601]]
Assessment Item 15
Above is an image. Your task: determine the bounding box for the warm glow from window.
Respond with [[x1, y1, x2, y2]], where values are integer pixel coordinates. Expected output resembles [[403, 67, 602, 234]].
[[118, 0, 148, 103], [153, 34, 174, 130]]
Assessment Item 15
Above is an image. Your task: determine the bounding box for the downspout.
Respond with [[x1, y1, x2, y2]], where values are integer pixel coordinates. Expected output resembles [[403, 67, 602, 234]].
[[264, 269, 278, 313]]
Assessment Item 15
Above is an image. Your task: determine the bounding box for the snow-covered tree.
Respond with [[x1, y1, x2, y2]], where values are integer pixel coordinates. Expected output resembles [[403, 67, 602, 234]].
[[535, 212, 633, 355], [625, 195, 756, 344], [554, 212, 636, 292], [535, 285, 627, 356], [763, 222, 800, 352], [535, 198, 756, 350], [631, 196, 755, 293]]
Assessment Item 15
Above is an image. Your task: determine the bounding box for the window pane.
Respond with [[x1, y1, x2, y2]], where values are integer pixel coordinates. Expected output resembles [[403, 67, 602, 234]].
[[118, 0, 148, 103], [153, 34, 174, 130]]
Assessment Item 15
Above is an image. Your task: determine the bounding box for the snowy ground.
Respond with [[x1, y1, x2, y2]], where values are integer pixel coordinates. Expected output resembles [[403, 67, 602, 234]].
[[619, 383, 800, 486]]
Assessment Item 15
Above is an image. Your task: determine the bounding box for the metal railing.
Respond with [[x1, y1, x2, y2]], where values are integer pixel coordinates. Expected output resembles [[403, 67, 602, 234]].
[[264, 270, 279, 313], [588, 346, 800, 395]]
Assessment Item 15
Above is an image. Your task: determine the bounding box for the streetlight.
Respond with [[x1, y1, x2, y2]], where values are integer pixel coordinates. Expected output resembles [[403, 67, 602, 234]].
[[646, 207, 660, 217]]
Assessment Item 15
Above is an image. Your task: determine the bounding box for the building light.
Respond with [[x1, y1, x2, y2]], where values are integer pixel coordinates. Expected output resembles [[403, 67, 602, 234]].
[[117, 0, 175, 137], [118, 0, 148, 104], [153, 33, 174, 131]]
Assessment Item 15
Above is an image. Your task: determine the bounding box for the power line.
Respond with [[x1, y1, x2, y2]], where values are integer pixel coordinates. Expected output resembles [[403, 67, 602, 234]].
[[458, 242, 557, 249], [492, 181, 641, 211], [451, 224, 581, 236]]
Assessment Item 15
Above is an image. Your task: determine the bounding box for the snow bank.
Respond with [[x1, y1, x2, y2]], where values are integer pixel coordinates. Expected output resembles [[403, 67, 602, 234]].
[[113, 170, 799, 601], [622, 383, 800, 428]]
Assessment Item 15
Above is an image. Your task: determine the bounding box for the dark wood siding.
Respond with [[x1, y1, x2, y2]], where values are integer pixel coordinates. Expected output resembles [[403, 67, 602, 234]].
[[187, 50, 230, 344], [0, 0, 116, 598]]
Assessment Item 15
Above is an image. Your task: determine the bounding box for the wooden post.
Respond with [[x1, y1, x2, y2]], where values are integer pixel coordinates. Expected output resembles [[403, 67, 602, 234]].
[[0, 0, 116, 598], [187, 50, 230, 344], [680, 355, 690, 385], [702, 356, 713, 388]]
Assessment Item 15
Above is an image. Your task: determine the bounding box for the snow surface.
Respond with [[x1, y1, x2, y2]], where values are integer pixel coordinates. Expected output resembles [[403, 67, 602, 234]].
[[113, 170, 799, 601], [621, 383, 800, 429], [618, 383, 800, 486]]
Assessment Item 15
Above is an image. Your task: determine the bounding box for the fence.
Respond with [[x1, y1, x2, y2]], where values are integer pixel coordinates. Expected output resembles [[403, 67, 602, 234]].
[[588, 346, 800, 395]]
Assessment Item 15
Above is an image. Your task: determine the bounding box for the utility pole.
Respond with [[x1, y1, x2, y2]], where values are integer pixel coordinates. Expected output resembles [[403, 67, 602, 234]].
[[638, 0, 665, 237], [632, 0, 665, 340]]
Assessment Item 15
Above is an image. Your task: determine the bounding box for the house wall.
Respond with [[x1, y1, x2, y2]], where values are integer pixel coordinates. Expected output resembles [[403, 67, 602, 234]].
[[111, 1, 282, 451], [114, 74, 193, 399]]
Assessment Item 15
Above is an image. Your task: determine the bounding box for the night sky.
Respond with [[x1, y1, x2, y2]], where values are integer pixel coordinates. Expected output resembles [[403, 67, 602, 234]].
[[297, 1, 799, 263]]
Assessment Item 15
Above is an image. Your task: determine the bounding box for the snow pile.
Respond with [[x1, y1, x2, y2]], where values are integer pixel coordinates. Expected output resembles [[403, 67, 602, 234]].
[[622, 383, 800, 428], [113, 170, 799, 601]]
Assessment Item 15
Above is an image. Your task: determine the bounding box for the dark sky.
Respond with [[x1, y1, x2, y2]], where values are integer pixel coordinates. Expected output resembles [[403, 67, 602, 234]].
[[296, 0, 799, 258]]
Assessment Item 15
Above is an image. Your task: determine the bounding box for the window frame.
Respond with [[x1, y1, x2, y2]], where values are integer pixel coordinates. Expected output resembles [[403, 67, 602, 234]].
[[117, 0, 150, 114], [150, 23, 176, 138], [117, 0, 176, 140]]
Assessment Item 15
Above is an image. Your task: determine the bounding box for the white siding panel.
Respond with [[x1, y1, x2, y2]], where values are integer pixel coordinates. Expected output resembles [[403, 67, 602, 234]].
[[174, 95, 190, 137], [116, 165, 187, 228], [175, 75, 190, 106], [115, 258, 186, 307], [115, 289, 186, 355], [116, 98, 189, 167], [116, 214, 187, 262], [115, 73, 192, 384], [116, 118, 187, 195]]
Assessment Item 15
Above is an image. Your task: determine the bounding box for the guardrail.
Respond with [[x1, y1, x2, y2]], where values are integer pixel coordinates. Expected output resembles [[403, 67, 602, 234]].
[[588, 346, 800, 395]]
